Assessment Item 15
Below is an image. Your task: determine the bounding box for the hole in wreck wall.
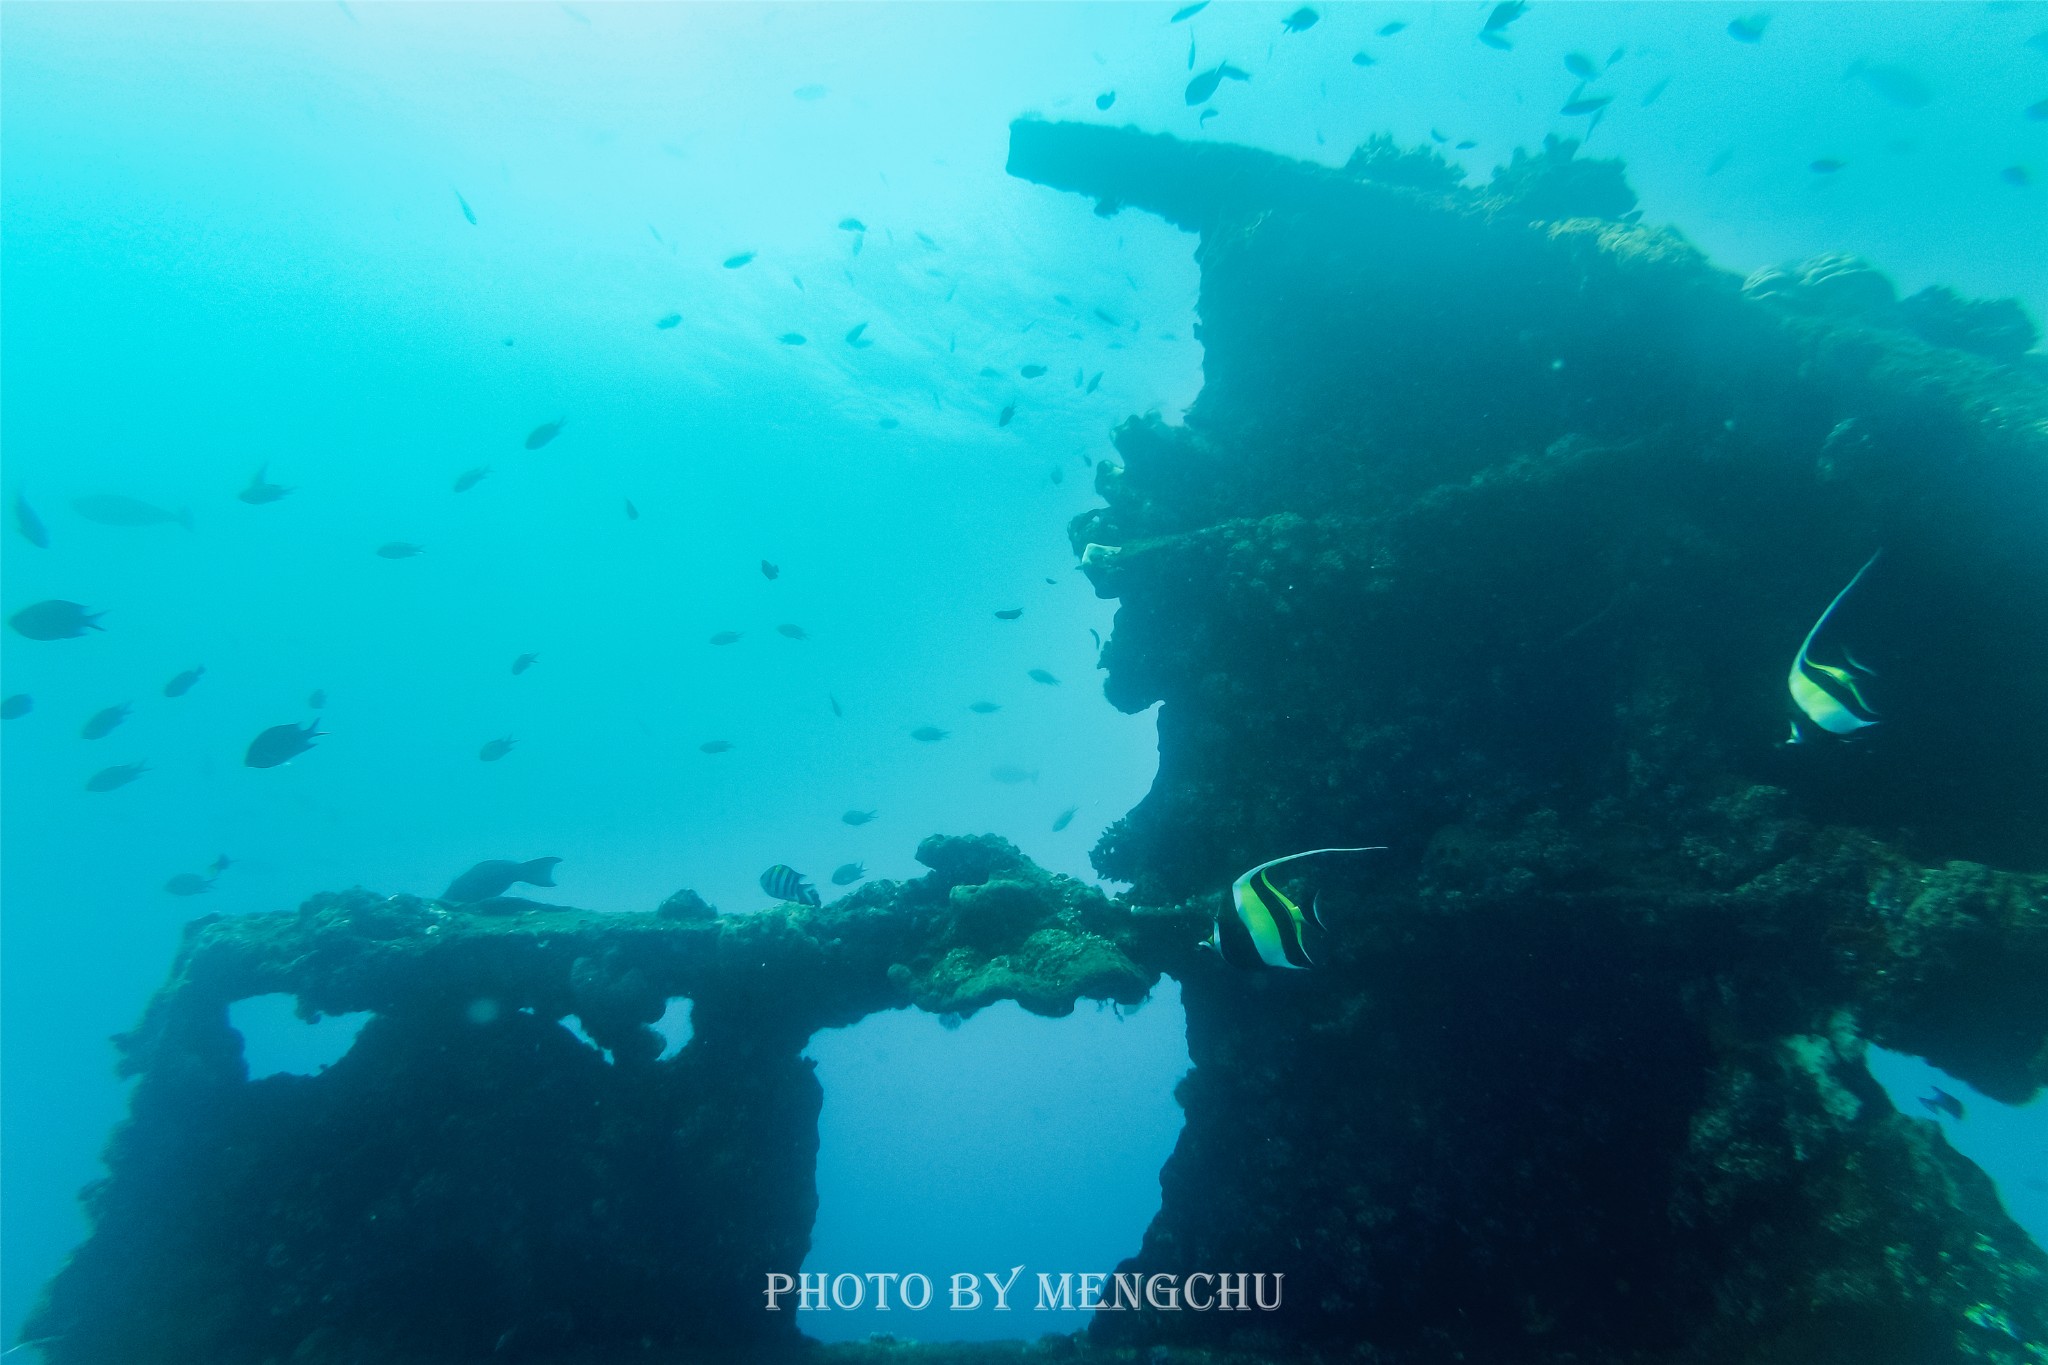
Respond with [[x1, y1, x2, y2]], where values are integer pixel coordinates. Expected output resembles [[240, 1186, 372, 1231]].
[[653, 996, 693, 1061], [1866, 1045, 2048, 1252], [801, 979, 1190, 1343], [229, 994, 372, 1080]]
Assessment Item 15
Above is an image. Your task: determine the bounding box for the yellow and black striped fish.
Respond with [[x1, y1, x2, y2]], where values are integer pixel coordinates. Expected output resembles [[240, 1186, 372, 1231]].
[[1787, 552, 1881, 742], [760, 864, 820, 908], [1206, 846, 1384, 970]]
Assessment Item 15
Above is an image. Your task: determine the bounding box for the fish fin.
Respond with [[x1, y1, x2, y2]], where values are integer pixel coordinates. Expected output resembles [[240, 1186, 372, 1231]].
[[1311, 891, 1328, 930], [523, 856, 562, 887]]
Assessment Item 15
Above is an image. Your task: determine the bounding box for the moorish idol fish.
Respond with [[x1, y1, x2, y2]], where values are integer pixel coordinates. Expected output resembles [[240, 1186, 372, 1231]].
[[760, 863, 821, 907], [1787, 552, 1881, 742], [1206, 846, 1385, 970]]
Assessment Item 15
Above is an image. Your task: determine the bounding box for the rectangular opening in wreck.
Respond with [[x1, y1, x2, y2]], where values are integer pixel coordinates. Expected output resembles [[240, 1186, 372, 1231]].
[[226, 994, 372, 1080], [799, 981, 1190, 1343]]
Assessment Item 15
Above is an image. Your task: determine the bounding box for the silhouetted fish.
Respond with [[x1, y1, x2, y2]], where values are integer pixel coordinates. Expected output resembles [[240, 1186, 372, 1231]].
[[1020, 364, 1047, 378], [656, 312, 683, 329], [1052, 806, 1078, 832], [443, 856, 561, 904], [1096, 91, 1116, 110], [1028, 668, 1059, 685], [709, 631, 742, 645], [1185, 62, 1250, 105], [838, 217, 866, 232], [1565, 52, 1600, 79], [454, 465, 491, 492], [968, 701, 1001, 714], [11, 600, 103, 640], [1, 695, 31, 719], [830, 862, 866, 886], [625, 498, 639, 520], [778, 624, 808, 641], [1561, 95, 1612, 115], [80, 703, 129, 740], [1918, 1087, 1965, 1120], [1728, 13, 1769, 41], [525, 418, 566, 449], [85, 761, 148, 792], [513, 652, 539, 674], [1482, 0, 1526, 32], [1810, 158, 1846, 173], [14, 493, 48, 548], [238, 465, 293, 503], [455, 190, 477, 224], [724, 251, 756, 268], [779, 332, 807, 345], [1170, 1, 1207, 19], [999, 404, 1016, 427], [761, 560, 780, 579], [1281, 6, 1318, 31], [163, 666, 205, 697], [1377, 20, 1406, 34], [845, 321, 872, 348], [842, 809, 877, 825], [479, 736, 516, 762], [73, 495, 191, 529], [910, 725, 949, 742], [245, 719, 324, 768], [995, 608, 1023, 620], [699, 739, 733, 754]]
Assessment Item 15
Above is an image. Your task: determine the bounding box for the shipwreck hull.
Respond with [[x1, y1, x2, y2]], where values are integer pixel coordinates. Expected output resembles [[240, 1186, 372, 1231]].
[[25, 122, 2048, 1364]]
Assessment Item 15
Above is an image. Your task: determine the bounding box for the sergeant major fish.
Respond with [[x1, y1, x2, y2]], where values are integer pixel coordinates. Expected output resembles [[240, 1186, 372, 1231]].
[[761, 864, 821, 907]]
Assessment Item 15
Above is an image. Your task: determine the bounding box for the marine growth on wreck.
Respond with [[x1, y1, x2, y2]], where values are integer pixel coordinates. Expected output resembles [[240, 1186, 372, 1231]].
[[4, 7, 2045, 1365]]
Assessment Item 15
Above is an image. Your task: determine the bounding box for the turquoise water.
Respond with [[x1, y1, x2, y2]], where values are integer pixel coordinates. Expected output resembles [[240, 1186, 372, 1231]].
[[3, 1, 2044, 1353]]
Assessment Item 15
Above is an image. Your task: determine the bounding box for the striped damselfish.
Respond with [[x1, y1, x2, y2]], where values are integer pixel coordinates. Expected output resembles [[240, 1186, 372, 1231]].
[[760, 864, 821, 908]]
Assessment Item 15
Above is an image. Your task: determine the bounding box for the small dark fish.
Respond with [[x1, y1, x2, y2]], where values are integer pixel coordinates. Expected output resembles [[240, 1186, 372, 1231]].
[[1728, 13, 1769, 42], [80, 703, 130, 740], [991, 764, 1038, 784], [910, 725, 949, 742], [208, 853, 233, 874], [1456, 139, 1478, 150], [443, 856, 561, 904], [1641, 76, 1671, 106], [2000, 165, 2032, 187], [1096, 91, 1116, 110], [11, 600, 103, 640], [793, 84, 827, 101], [1919, 1087, 1965, 1120], [699, 739, 733, 754], [1, 694, 31, 719], [238, 464, 293, 504], [761, 863, 821, 907], [454, 465, 491, 492], [995, 608, 1023, 620], [1378, 20, 1406, 35], [163, 666, 205, 697], [479, 736, 516, 762], [376, 542, 424, 559], [778, 332, 807, 346], [1481, 0, 1525, 31], [915, 231, 939, 250], [1199, 107, 1220, 127], [724, 251, 757, 268], [1086, 371, 1103, 394], [455, 190, 477, 225], [245, 719, 324, 768], [512, 652, 540, 674], [1477, 30, 1511, 49], [709, 631, 742, 645], [762, 560, 780, 579], [656, 312, 683, 329], [878, 417, 900, 430], [777, 623, 809, 640], [831, 862, 867, 886], [1189, 34, 1196, 69], [838, 217, 867, 232], [1170, 0, 1207, 19], [1020, 363, 1047, 378], [1185, 62, 1250, 105], [968, 701, 1001, 714], [843, 809, 877, 825], [85, 761, 148, 792], [830, 695, 842, 718], [1089, 628, 1102, 649], [625, 497, 639, 521], [163, 872, 215, 896], [308, 689, 326, 708], [1810, 158, 1846, 173], [14, 493, 49, 548], [1052, 806, 1078, 832], [1561, 95, 1612, 116], [1281, 6, 1318, 32], [1352, 50, 1376, 66], [979, 366, 1002, 379], [998, 404, 1016, 427], [845, 321, 872, 348], [73, 495, 192, 529], [1565, 52, 1599, 79], [525, 418, 566, 449], [1028, 669, 1060, 685]]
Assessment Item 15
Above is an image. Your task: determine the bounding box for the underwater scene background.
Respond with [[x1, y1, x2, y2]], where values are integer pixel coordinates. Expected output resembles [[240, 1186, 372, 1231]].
[[3, 3, 2046, 1362]]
